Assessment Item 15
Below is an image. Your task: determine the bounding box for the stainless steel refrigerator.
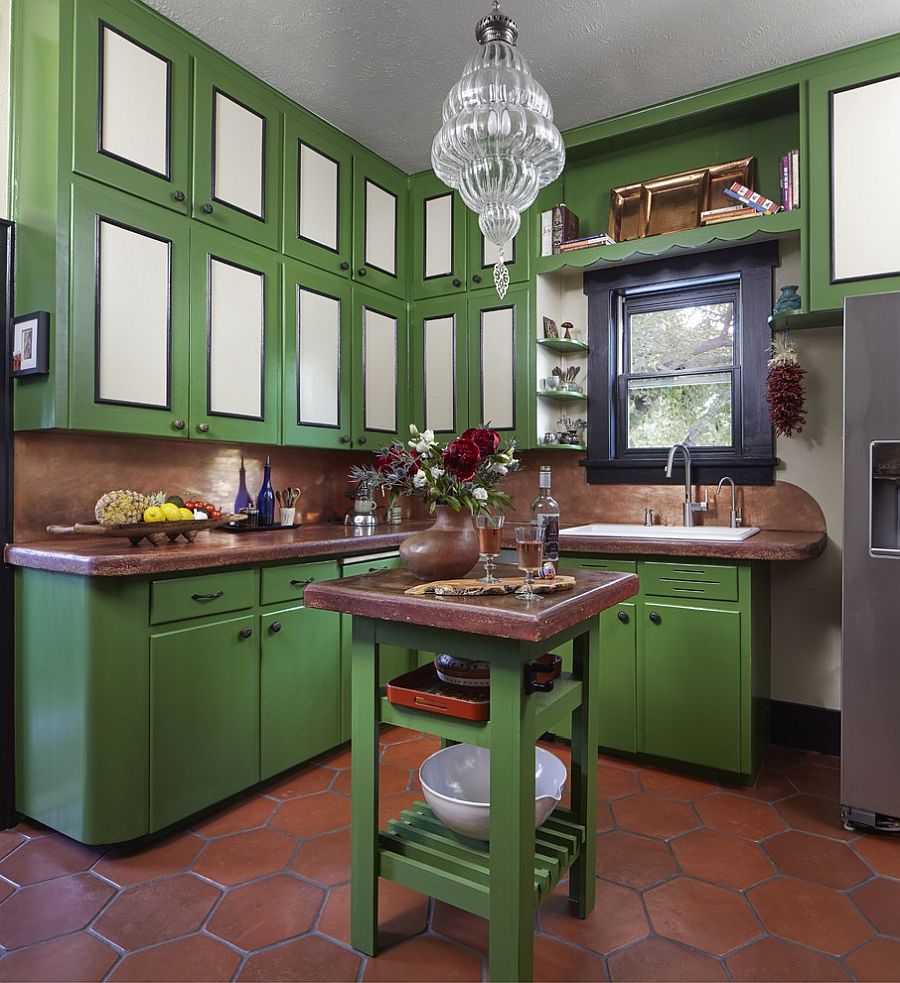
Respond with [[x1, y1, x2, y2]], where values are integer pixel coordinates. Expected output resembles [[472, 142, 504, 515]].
[[842, 291, 900, 832]]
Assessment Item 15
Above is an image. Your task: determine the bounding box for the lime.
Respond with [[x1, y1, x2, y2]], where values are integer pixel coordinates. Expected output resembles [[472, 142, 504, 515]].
[[166, 495, 185, 508]]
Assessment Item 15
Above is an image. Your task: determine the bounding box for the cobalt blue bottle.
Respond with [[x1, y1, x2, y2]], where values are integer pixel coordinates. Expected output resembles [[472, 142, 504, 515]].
[[257, 456, 276, 526]]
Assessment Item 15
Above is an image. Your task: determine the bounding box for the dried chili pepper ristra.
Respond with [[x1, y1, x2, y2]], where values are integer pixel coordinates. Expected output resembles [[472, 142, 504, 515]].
[[766, 336, 807, 437]]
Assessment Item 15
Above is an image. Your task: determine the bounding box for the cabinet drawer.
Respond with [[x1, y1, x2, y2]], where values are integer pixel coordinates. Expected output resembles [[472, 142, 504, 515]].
[[640, 561, 738, 602], [150, 569, 256, 625], [559, 556, 637, 574], [341, 554, 402, 578], [260, 560, 339, 607]]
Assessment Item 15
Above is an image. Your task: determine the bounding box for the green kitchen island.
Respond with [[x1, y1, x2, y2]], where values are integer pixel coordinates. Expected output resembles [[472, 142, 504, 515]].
[[304, 564, 638, 983]]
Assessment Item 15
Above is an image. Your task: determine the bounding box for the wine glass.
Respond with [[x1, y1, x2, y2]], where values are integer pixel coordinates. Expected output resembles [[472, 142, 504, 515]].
[[515, 525, 545, 602], [475, 514, 504, 583]]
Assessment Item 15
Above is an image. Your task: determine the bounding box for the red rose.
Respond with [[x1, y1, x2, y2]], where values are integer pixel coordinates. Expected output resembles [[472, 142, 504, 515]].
[[462, 427, 501, 456], [375, 446, 418, 474], [443, 437, 481, 481]]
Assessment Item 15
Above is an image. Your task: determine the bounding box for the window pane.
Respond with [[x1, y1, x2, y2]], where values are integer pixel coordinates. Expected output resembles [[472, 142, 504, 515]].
[[627, 372, 732, 449], [630, 301, 734, 373]]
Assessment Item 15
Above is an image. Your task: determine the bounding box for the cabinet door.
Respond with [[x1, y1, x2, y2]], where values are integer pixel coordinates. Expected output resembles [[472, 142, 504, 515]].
[[639, 600, 742, 772], [72, 0, 191, 213], [467, 208, 530, 290], [351, 285, 408, 448], [409, 171, 467, 300], [282, 258, 353, 449], [352, 151, 408, 299], [149, 614, 259, 830], [70, 179, 191, 438], [192, 57, 282, 249], [466, 286, 532, 445], [283, 115, 353, 277], [260, 605, 342, 780], [409, 296, 468, 438], [190, 227, 281, 444]]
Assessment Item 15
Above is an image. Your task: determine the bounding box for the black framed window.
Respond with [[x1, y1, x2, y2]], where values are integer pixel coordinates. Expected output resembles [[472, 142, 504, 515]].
[[583, 243, 778, 485]]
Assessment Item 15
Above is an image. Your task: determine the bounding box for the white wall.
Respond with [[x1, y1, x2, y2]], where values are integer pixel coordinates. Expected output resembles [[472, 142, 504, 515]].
[[0, 0, 9, 218]]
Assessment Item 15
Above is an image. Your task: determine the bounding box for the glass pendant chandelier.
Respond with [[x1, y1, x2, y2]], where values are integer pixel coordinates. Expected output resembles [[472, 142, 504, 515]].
[[431, 0, 565, 298]]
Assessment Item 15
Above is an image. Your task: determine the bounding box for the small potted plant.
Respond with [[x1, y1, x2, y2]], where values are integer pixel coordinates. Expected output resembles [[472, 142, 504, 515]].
[[351, 425, 518, 580]]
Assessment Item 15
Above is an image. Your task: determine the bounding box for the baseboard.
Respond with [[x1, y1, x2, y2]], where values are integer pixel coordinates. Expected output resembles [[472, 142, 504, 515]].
[[770, 700, 841, 757]]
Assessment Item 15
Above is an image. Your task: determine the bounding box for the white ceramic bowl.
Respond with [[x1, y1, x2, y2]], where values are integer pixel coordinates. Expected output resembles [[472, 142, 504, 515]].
[[418, 743, 567, 840]]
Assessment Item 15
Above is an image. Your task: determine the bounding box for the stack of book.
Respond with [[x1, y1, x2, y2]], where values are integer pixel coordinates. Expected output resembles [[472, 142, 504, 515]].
[[700, 205, 755, 226], [780, 149, 800, 210], [559, 232, 616, 252], [541, 204, 580, 255], [723, 181, 781, 215]]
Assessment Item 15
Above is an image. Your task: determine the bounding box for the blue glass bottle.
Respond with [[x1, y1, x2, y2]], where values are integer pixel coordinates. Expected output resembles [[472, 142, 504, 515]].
[[257, 456, 276, 526], [234, 456, 251, 514]]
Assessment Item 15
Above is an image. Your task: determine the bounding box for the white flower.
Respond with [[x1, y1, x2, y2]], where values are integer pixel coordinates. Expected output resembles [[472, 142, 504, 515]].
[[412, 471, 428, 488], [414, 429, 436, 453], [472, 487, 488, 501], [430, 466, 445, 480], [409, 423, 418, 435], [492, 463, 508, 475]]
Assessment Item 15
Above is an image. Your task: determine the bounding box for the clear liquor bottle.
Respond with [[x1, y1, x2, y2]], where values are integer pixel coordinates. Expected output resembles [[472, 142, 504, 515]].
[[531, 465, 560, 569]]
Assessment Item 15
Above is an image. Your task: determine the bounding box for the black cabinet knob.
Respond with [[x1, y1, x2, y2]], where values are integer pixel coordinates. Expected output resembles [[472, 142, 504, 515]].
[[357, 436, 367, 445], [197, 422, 209, 433], [172, 190, 186, 202], [339, 434, 351, 444], [201, 203, 214, 214], [269, 621, 282, 634], [452, 278, 461, 287], [649, 611, 661, 625], [358, 267, 367, 276], [617, 610, 629, 624], [239, 626, 253, 639], [340, 261, 350, 270], [172, 419, 186, 431], [472, 274, 482, 284]]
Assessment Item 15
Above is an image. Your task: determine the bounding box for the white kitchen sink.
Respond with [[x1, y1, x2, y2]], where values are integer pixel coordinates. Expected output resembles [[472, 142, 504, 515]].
[[561, 523, 761, 542]]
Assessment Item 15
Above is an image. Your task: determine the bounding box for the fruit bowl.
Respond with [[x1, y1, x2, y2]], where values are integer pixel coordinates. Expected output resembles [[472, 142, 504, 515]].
[[47, 513, 246, 546], [418, 743, 566, 840]]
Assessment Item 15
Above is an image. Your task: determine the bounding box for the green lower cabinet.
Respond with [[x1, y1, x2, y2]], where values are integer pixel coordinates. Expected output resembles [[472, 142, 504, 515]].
[[260, 604, 342, 780], [149, 614, 260, 831]]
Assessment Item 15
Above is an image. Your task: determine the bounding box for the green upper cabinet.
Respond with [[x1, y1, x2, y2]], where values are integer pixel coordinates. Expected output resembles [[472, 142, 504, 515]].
[[72, 0, 192, 215], [192, 55, 282, 250], [467, 207, 531, 290], [69, 178, 191, 438], [282, 258, 353, 450], [282, 113, 353, 278], [409, 295, 468, 437], [189, 226, 282, 444], [351, 284, 409, 448], [352, 150, 408, 299], [467, 285, 533, 444], [409, 171, 467, 300]]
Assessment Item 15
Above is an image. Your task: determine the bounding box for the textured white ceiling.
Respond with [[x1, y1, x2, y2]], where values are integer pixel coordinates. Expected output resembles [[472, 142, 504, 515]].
[[145, 0, 900, 174]]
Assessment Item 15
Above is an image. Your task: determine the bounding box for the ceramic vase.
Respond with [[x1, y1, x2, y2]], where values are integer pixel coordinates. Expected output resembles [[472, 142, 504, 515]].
[[399, 505, 481, 581], [773, 285, 802, 315]]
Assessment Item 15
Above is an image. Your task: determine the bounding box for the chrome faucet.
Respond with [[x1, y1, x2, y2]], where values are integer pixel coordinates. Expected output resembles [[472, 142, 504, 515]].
[[664, 443, 708, 527], [716, 476, 743, 528]]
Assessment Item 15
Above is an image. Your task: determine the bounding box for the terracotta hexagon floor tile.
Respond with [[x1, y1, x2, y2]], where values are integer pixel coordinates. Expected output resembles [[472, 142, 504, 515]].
[[0, 835, 103, 887], [93, 873, 220, 951], [108, 933, 240, 982], [12, 819, 51, 840], [784, 763, 841, 800], [380, 737, 440, 770], [431, 901, 489, 953], [607, 937, 727, 981], [291, 828, 352, 886], [729, 769, 797, 803], [0, 879, 12, 904], [639, 768, 720, 801], [0, 832, 24, 862], [853, 832, 900, 877], [539, 880, 648, 954], [93, 832, 206, 888], [597, 764, 642, 800], [748, 876, 873, 955], [378, 791, 423, 830], [318, 743, 352, 769], [776, 794, 855, 841], [595, 801, 614, 833], [672, 829, 775, 890], [696, 793, 787, 841], [332, 764, 411, 797], [191, 827, 296, 886], [192, 796, 277, 838], [206, 874, 324, 950], [380, 726, 424, 747], [0, 873, 115, 950], [851, 877, 900, 936], [270, 792, 352, 838], [611, 793, 699, 840], [362, 935, 482, 982], [533, 934, 607, 982], [763, 747, 822, 772], [764, 830, 870, 889], [845, 938, 900, 982], [238, 935, 362, 982], [0, 931, 118, 983], [725, 936, 851, 982], [596, 830, 677, 889], [260, 764, 336, 800], [318, 879, 428, 947]]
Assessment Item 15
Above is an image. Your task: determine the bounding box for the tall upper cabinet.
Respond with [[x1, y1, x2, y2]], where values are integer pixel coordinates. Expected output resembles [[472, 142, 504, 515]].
[[352, 150, 408, 299]]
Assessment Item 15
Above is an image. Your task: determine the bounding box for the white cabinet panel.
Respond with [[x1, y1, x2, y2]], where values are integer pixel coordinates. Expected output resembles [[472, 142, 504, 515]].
[[363, 307, 397, 432], [213, 90, 265, 219], [97, 219, 170, 407], [298, 142, 339, 250], [424, 315, 456, 433], [424, 194, 453, 279], [100, 25, 169, 177], [365, 180, 397, 275], [208, 258, 264, 418], [297, 287, 341, 427], [480, 307, 515, 430]]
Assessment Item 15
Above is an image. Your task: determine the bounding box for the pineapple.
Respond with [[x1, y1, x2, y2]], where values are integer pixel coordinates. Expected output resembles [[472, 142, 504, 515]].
[[145, 491, 166, 507], [94, 489, 150, 526]]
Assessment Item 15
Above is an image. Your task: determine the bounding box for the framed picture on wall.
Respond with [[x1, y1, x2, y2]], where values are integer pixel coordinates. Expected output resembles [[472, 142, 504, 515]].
[[12, 311, 49, 377]]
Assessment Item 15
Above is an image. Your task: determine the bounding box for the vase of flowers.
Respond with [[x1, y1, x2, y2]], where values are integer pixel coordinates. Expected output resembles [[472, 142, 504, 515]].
[[351, 424, 517, 580]]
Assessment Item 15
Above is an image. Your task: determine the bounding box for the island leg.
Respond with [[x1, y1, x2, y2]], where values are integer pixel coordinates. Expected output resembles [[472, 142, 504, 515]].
[[569, 621, 600, 917], [350, 617, 380, 955], [488, 650, 536, 982]]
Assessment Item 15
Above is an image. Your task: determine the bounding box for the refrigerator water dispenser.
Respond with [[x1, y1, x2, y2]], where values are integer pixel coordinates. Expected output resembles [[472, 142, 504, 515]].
[[870, 441, 900, 555]]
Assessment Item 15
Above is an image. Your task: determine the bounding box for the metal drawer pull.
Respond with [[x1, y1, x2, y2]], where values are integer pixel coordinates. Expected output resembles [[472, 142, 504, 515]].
[[270, 621, 282, 633], [617, 610, 629, 624], [290, 577, 315, 586], [649, 611, 661, 625], [239, 627, 253, 639], [191, 590, 224, 601]]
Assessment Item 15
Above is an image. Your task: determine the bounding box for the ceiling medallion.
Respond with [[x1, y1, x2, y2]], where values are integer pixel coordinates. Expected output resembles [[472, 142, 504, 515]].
[[431, 0, 565, 298]]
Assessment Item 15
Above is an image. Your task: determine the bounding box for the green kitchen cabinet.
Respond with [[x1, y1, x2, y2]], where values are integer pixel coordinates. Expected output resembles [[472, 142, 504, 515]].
[[72, 0, 193, 215], [409, 171, 468, 300], [260, 603, 342, 780], [467, 207, 530, 290], [192, 54, 282, 250], [189, 225, 282, 445], [352, 149, 408, 299], [409, 294, 469, 437]]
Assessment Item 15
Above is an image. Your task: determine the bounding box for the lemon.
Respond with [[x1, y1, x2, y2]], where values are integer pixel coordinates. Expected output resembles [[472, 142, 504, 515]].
[[178, 507, 194, 521], [160, 502, 181, 522], [143, 505, 165, 523]]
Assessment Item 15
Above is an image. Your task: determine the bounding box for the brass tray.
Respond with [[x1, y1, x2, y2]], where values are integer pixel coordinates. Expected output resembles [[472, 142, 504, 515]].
[[47, 513, 246, 546], [642, 169, 709, 237]]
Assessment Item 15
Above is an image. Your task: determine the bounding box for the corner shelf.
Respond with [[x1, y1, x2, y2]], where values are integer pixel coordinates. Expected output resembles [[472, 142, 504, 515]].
[[537, 338, 589, 355], [537, 391, 587, 403], [537, 443, 587, 452], [768, 308, 842, 332]]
